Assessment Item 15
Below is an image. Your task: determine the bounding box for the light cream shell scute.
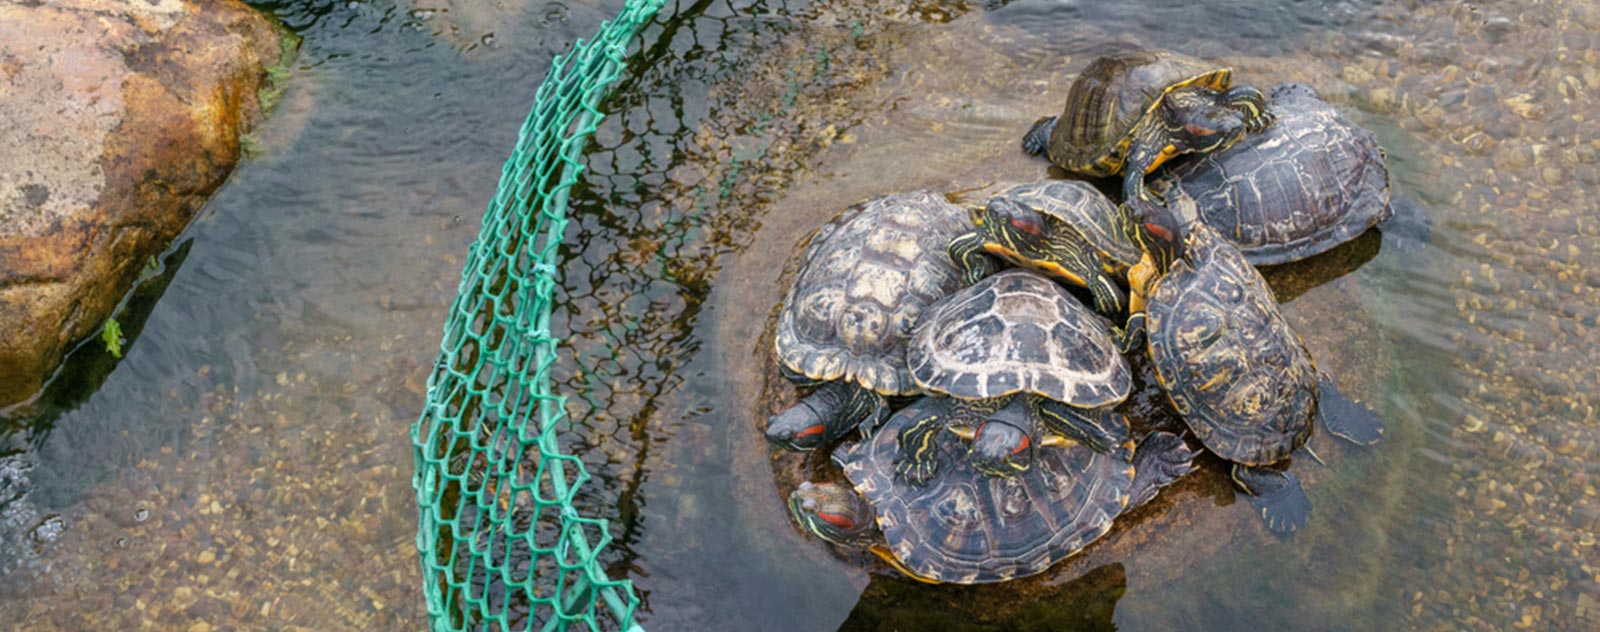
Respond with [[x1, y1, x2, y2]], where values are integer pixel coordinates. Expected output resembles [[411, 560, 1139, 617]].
[[775, 191, 971, 395]]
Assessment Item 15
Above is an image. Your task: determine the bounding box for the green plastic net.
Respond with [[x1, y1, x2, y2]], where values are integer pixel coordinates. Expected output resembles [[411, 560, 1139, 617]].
[[411, 1, 665, 629]]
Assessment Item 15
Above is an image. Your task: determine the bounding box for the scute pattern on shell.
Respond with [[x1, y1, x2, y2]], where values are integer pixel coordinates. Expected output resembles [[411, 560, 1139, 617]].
[[1155, 83, 1392, 265], [909, 270, 1130, 407], [834, 399, 1134, 583], [993, 180, 1142, 268], [1145, 222, 1317, 464], [776, 191, 971, 395], [1051, 50, 1230, 173]]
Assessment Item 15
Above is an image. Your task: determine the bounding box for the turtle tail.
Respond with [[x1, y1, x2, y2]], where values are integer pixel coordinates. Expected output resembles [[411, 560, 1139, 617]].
[[1021, 116, 1058, 157]]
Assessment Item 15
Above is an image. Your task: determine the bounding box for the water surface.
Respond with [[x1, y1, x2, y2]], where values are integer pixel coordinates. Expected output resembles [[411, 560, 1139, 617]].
[[2, 0, 1597, 629]]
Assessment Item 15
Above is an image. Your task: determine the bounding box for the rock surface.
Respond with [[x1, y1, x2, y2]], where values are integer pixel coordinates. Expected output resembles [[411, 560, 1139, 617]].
[[0, 0, 286, 408]]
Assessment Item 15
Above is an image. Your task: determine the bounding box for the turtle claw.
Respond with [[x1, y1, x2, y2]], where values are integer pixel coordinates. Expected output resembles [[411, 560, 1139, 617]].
[[1234, 465, 1310, 537]]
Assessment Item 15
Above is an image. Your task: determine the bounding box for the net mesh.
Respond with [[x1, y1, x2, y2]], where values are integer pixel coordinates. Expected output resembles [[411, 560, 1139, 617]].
[[411, 1, 666, 629]]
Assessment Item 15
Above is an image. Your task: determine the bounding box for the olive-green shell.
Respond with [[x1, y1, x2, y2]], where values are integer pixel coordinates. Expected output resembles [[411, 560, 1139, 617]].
[[909, 270, 1129, 407], [1153, 83, 1392, 265], [776, 191, 970, 395], [988, 180, 1142, 269], [1144, 221, 1316, 464], [1048, 50, 1231, 175], [835, 398, 1136, 583]]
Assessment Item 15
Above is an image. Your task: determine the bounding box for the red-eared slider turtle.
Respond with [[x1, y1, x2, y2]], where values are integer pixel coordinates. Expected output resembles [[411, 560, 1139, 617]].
[[1151, 83, 1393, 266], [767, 191, 994, 451], [1021, 49, 1272, 210], [1117, 192, 1384, 534], [788, 402, 1195, 584], [894, 270, 1131, 484], [948, 180, 1142, 315]]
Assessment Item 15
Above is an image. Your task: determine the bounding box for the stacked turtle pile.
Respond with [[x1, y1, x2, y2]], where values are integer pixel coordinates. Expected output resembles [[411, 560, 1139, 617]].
[[765, 49, 1394, 584]]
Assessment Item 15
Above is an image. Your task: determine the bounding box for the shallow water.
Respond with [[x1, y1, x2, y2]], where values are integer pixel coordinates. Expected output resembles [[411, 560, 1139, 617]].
[[2, 0, 1598, 629]]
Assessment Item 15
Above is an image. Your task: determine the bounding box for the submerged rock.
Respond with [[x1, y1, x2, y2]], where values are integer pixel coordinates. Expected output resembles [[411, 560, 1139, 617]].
[[0, 0, 289, 408]]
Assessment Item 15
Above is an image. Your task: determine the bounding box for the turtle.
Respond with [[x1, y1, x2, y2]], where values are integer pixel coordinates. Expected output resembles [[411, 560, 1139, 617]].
[[788, 399, 1196, 584], [1149, 83, 1393, 266], [766, 191, 995, 451], [1021, 49, 1273, 211], [893, 269, 1131, 485], [1116, 190, 1384, 534], [947, 180, 1143, 316]]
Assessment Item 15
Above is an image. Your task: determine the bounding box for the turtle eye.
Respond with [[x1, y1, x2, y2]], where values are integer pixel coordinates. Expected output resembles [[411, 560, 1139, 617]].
[[1183, 122, 1218, 137], [1144, 222, 1174, 242], [801, 498, 818, 512], [816, 511, 856, 530]]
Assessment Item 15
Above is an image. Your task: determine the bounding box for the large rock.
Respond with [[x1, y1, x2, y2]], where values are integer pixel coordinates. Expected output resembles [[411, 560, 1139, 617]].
[[0, 0, 286, 408]]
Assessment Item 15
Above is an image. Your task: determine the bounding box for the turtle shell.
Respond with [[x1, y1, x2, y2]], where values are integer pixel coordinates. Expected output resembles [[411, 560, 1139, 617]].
[[989, 180, 1142, 270], [1153, 83, 1393, 265], [1048, 50, 1232, 176], [835, 398, 1135, 584], [1144, 221, 1317, 465], [909, 269, 1130, 407], [776, 191, 970, 395]]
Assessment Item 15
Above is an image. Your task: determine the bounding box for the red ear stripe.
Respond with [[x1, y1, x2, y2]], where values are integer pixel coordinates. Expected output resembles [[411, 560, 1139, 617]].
[[1009, 217, 1043, 236], [817, 512, 856, 530], [796, 424, 826, 438], [1011, 433, 1031, 455], [1184, 122, 1218, 137], [1144, 222, 1173, 241]]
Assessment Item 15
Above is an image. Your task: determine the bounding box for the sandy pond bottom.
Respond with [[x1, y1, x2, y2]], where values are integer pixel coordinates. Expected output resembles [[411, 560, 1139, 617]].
[[1, 0, 1598, 630]]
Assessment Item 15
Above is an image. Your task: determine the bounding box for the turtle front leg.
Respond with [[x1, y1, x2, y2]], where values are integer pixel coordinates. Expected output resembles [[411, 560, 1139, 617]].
[[1051, 246, 1127, 316], [1222, 85, 1274, 133], [1114, 312, 1148, 356], [893, 404, 947, 487], [1232, 463, 1311, 536], [1119, 128, 1171, 209], [1033, 397, 1129, 456], [948, 230, 1000, 285]]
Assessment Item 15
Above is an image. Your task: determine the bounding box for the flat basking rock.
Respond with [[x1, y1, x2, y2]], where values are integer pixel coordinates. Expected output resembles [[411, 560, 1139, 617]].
[[0, 0, 287, 407]]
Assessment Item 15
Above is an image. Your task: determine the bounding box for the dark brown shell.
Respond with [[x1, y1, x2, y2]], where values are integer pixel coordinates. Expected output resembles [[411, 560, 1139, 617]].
[[775, 191, 970, 395], [835, 399, 1135, 583], [1144, 222, 1316, 464], [1153, 83, 1392, 265], [1048, 50, 1231, 175]]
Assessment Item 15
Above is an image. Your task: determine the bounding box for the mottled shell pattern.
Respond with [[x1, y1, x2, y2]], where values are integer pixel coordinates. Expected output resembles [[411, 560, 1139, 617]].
[[776, 191, 971, 396], [909, 270, 1130, 408], [835, 398, 1136, 583], [1049, 50, 1232, 175], [1145, 221, 1317, 464], [1153, 83, 1393, 265], [991, 180, 1143, 269]]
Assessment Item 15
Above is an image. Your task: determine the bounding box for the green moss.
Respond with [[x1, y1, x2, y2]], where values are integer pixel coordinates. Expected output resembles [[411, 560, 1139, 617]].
[[101, 318, 123, 359], [239, 133, 260, 158], [257, 30, 302, 114]]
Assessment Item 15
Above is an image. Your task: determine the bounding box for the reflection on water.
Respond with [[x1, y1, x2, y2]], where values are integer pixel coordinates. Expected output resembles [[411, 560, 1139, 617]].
[[1, 0, 1598, 628]]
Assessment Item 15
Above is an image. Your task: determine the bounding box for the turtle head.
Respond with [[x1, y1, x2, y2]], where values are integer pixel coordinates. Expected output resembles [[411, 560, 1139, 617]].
[[789, 482, 875, 546], [979, 196, 1100, 288], [957, 420, 1034, 477], [980, 196, 1051, 258], [1128, 193, 1186, 276], [1163, 91, 1246, 155]]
